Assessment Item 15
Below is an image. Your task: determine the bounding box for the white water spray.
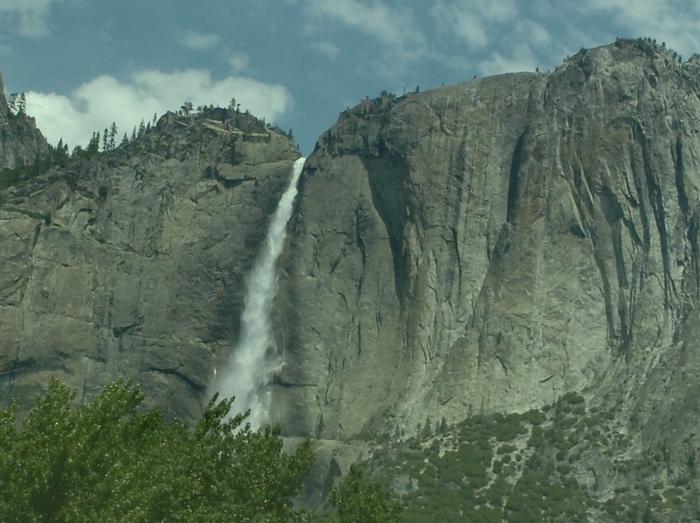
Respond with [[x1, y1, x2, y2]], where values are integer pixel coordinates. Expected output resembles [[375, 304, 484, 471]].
[[214, 157, 306, 428]]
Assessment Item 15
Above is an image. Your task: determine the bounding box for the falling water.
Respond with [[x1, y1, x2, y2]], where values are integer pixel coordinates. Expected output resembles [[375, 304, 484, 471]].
[[214, 157, 306, 428]]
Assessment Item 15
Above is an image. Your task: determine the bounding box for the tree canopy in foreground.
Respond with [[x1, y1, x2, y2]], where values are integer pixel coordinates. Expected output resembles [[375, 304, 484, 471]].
[[0, 380, 401, 522]]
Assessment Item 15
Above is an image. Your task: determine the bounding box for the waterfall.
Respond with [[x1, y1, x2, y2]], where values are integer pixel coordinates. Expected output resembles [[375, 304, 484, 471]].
[[213, 157, 305, 428]]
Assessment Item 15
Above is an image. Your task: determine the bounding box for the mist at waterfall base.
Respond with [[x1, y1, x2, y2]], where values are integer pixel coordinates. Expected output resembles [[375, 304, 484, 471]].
[[212, 157, 306, 428]]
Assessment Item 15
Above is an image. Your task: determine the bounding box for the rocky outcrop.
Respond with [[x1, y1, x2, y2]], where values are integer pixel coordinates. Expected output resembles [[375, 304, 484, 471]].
[[3, 40, 700, 514], [0, 74, 48, 169], [274, 37, 700, 477], [0, 108, 299, 422]]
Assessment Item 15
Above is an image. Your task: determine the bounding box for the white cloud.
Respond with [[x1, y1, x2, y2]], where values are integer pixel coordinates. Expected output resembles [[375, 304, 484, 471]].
[[306, 0, 417, 47], [292, 0, 427, 78], [480, 0, 518, 21], [520, 20, 551, 46], [311, 41, 340, 60], [25, 70, 293, 148], [430, 0, 518, 48], [228, 51, 250, 72], [426, 1, 552, 76], [578, 0, 700, 56], [430, 2, 488, 48], [178, 29, 221, 50], [0, 0, 62, 38], [299, 0, 426, 60], [478, 46, 538, 76]]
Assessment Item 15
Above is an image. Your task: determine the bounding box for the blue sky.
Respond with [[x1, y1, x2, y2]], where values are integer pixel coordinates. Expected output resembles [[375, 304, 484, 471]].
[[1, 0, 700, 154]]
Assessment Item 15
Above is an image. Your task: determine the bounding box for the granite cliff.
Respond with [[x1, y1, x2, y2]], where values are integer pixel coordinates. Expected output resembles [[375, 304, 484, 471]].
[[0, 73, 48, 170], [272, 39, 700, 515], [277, 40, 700, 439], [2, 38, 700, 519], [0, 106, 299, 422]]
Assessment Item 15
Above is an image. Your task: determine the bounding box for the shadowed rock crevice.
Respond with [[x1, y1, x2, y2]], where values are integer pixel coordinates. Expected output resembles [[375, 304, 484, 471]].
[[506, 129, 527, 224], [361, 154, 410, 304], [634, 121, 677, 305]]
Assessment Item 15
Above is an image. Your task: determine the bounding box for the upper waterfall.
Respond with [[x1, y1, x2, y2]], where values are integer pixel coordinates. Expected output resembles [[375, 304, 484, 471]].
[[213, 157, 306, 427]]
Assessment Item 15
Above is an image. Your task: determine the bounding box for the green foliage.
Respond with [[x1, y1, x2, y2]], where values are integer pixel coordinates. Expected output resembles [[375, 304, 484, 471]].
[[86, 131, 100, 157], [330, 465, 402, 523], [0, 138, 71, 191], [0, 379, 313, 522], [0, 164, 42, 191], [368, 394, 609, 521]]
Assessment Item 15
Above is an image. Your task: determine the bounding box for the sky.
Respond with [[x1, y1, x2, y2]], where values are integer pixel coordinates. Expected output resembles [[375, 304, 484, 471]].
[[1, 0, 700, 154]]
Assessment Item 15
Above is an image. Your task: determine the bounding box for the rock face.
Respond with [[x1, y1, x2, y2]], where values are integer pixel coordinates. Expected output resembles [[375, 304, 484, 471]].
[[274, 38, 700, 469], [0, 108, 299, 422], [0, 74, 48, 169], [3, 40, 700, 503]]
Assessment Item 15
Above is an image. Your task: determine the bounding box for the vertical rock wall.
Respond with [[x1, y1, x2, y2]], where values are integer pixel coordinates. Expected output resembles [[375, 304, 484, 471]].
[[0, 111, 299, 422], [275, 41, 700, 447], [0, 74, 48, 169]]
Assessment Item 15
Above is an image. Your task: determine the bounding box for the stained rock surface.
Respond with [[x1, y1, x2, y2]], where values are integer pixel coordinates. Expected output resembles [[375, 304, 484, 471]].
[[0, 74, 48, 170], [0, 107, 299, 422], [2, 41, 700, 506], [274, 40, 700, 472]]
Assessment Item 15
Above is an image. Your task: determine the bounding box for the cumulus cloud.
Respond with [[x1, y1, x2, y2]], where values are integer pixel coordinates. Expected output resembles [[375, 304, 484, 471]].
[[178, 29, 221, 50], [26, 70, 293, 148], [578, 0, 700, 56], [311, 41, 340, 60], [430, 2, 488, 48], [520, 20, 551, 46], [478, 46, 538, 76], [0, 0, 63, 38], [297, 0, 426, 66], [306, 0, 419, 48], [228, 51, 250, 72], [430, 0, 521, 49]]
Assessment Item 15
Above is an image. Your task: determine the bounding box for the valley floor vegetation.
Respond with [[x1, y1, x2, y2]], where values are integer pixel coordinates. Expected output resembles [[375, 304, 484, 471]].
[[4, 380, 699, 522], [0, 380, 400, 522], [363, 393, 699, 522]]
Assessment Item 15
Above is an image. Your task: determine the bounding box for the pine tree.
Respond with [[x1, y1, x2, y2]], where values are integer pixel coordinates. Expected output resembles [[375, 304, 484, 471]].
[[55, 138, 68, 166], [120, 133, 129, 147], [102, 128, 109, 151], [108, 122, 118, 150], [8, 93, 18, 113], [87, 131, 100, 157], [152, 112, 157, 125], [331, 465, 402, 522]]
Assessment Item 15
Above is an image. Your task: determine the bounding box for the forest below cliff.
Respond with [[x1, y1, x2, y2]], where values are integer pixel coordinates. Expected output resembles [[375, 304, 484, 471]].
[[0, 380, 402, 522]]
